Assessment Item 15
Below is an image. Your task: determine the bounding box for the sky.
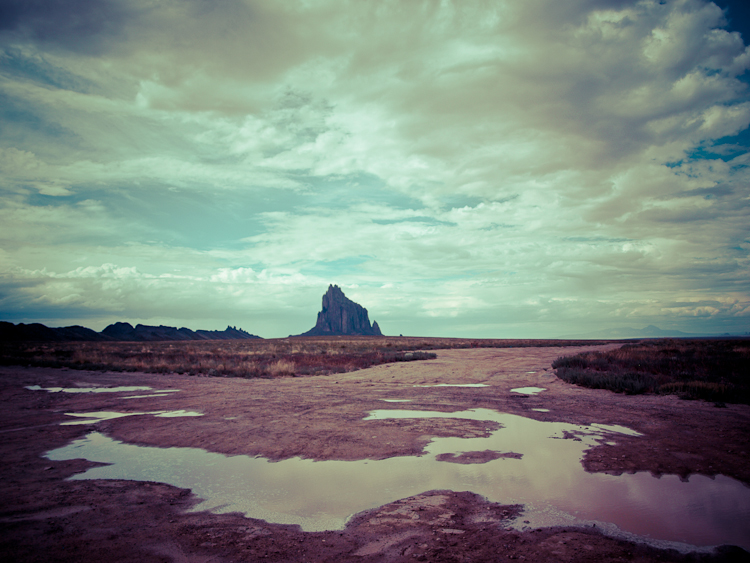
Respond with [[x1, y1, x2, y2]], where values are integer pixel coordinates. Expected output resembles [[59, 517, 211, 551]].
[[1, 0, 749, 339]]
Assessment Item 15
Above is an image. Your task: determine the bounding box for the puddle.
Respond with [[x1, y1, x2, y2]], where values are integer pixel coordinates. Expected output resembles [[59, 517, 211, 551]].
[[45, 408, 750, 549], [28, 385, 150, 393], [532, 408, 550, 412], [414, 384, 488, 388], [27, 385, 179, 395], [154, 410, 203, 418], [61, 410, 203, 425], [62, 412, 143, 425], [589, 423, 642, 437], [381, 399, 412, 403], [510, 387, 546, 395]]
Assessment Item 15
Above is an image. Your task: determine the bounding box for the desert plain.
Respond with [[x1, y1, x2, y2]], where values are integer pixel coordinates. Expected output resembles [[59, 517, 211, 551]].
[[1, 341, 749, 562]]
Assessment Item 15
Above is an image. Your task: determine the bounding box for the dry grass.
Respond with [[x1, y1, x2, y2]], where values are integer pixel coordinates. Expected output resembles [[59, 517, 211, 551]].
[[552, 338, 750, 404], [0, 336, 608, 379], [266, 359, 296, 376]]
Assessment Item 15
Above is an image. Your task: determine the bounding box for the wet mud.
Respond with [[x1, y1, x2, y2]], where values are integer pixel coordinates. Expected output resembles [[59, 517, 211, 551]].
[[435, 450, 523, 463], [2, 345, 750, 562]]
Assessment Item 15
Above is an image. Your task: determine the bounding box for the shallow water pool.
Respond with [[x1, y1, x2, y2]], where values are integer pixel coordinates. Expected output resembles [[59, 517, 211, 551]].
[[61, 410, 203, 425], [510, 387, 547, 395], [26, 385, 180, 395], [45, 408, 750, 550]]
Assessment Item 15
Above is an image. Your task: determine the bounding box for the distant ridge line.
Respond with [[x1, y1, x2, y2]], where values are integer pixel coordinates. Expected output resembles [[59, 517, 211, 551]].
[[561, 324, 744, 339], [0, 321, 261, 342]]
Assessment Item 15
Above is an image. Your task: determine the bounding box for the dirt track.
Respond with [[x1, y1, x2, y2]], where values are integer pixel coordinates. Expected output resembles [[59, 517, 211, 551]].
[[1, 345, 749, 562]]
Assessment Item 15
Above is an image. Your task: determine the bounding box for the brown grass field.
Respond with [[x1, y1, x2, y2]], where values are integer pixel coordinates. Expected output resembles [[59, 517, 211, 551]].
[[0, 336, 609, 378], [3, 335, 748, 404]]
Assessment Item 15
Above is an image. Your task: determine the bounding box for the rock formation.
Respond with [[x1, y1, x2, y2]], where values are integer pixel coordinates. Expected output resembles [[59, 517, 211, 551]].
[[298, 285, 383, 336]]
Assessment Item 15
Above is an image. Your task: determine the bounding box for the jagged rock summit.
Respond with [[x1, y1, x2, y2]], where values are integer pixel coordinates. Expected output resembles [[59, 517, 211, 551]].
[[298, 285, 383, 336]]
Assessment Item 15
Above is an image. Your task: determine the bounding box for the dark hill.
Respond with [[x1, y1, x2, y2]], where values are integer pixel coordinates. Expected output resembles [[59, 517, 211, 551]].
[[1, 321, 261, 342], [297, 285, 383, 336], [0, 322, 108, 342], [101, 323, 260, 341]]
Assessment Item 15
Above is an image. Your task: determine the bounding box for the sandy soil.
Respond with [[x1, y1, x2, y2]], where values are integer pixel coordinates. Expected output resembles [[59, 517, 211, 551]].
[[1, 345, 749, 562]]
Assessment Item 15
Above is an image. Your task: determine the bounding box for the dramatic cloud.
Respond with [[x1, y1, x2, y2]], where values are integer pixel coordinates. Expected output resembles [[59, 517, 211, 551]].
[[1, 0, 748, 337]]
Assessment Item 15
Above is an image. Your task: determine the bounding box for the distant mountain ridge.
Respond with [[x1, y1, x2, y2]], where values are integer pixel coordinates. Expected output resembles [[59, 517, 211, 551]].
[[0, 321, 261, 342], [296, 285, 382, 337], [563, 325, 712, 339], [101, 322, 260, 341], [0, 322, 106, 342]]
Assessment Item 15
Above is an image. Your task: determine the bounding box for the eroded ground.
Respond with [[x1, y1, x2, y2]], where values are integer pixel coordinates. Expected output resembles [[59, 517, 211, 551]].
[[1, 345, 749, 562]]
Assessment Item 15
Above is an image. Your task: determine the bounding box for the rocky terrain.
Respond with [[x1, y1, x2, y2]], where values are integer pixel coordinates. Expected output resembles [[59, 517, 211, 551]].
[[297, 285, 383, 336]]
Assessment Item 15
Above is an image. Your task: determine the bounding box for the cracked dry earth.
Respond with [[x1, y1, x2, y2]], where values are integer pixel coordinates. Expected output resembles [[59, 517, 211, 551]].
[[1, 345, 749, 562]]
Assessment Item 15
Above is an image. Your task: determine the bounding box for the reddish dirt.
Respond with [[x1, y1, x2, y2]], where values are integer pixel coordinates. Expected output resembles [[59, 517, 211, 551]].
[[1, 345, 749, 562], [435, 450, 522, 463]]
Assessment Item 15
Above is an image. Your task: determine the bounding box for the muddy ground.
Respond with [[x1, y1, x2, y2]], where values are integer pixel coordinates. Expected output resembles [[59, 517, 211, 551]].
[[1, 345, 749, 562]]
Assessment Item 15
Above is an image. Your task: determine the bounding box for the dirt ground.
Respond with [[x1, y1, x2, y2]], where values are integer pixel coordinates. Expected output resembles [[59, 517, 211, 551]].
[[1, 345, 749, 562]]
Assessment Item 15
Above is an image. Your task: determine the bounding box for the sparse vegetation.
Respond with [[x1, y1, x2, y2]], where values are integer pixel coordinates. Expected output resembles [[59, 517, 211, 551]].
[[552, 338, 750, 404], [0, 336, 608, 379], [0, 338, 438, 378]]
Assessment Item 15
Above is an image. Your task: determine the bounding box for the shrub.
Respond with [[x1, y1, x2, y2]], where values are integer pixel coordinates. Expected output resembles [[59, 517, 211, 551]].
[[555, 368, 657, 395], [553, 339, 750, 404], [658, 381, 733, 402]]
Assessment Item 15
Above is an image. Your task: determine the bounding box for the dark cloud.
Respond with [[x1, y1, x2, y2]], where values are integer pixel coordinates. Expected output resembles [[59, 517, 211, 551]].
[[0, 0, 137, 54], [0, 47, 96, 92], [0, 91, 77, 152]]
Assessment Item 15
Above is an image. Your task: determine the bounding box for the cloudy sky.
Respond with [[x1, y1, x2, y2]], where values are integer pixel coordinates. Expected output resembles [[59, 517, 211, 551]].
[[1, 0, 749, 338]]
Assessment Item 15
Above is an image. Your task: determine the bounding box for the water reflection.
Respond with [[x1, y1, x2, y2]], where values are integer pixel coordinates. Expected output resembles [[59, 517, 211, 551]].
[[62, 410, 203, 425], [45, 408, 750, 550], [510, 387, 547, 395], [26, 385, 179, 394]]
